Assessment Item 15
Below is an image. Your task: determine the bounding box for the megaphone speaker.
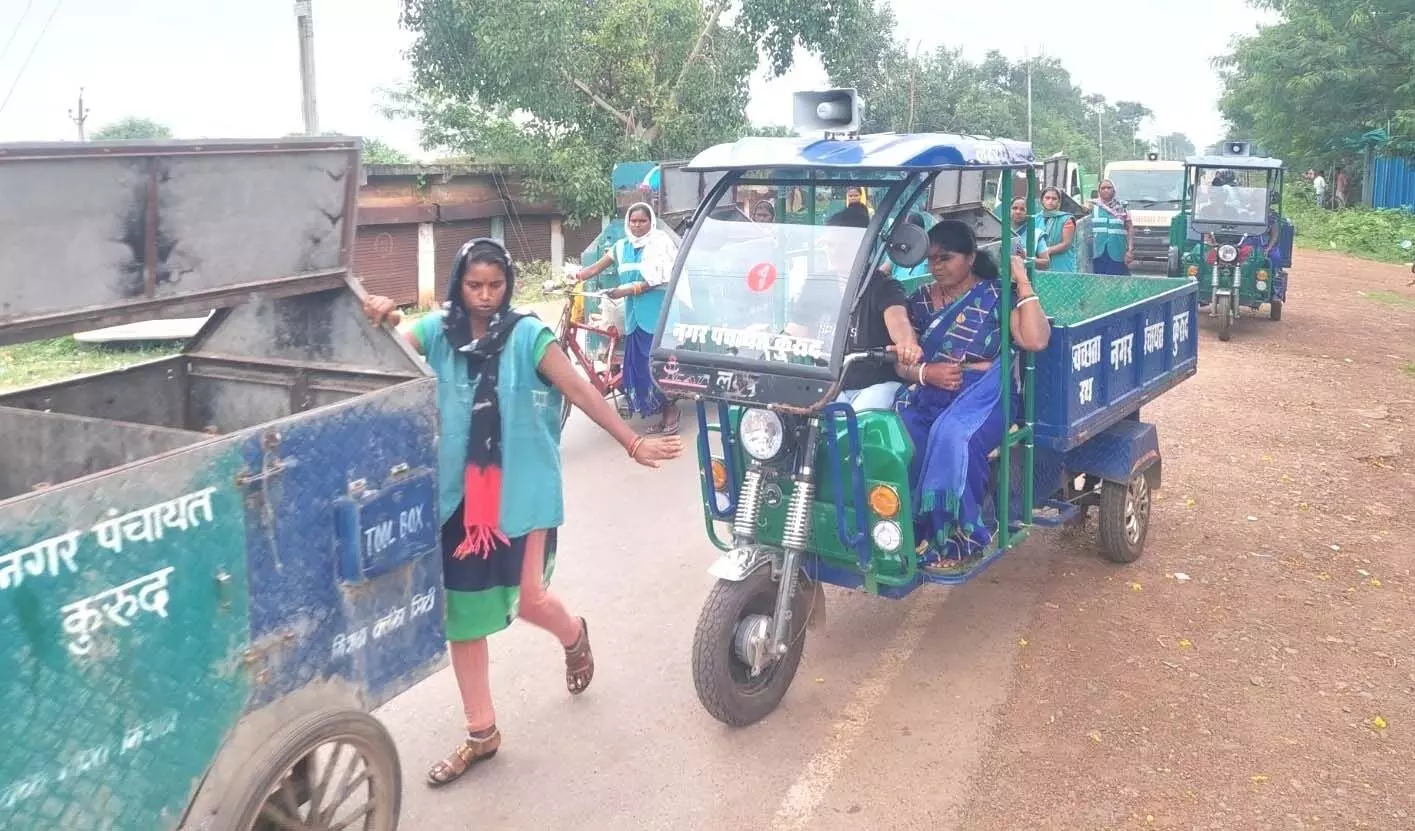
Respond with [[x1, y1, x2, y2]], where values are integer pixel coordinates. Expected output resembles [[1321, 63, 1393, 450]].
[[793, 89, 863, 134]]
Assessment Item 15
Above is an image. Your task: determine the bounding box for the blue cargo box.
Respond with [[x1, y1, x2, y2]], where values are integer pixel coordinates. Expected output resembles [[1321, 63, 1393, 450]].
[[1031, 274, 1198, 452]]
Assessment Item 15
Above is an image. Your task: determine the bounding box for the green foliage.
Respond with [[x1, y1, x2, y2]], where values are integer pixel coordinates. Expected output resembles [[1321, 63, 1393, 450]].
[[90, 117, 173, 141], [1284, 185, 1415, 263], [1217, 0, 1415, 165], [396, 0, 874, 220], [360, 138, 415, 165]]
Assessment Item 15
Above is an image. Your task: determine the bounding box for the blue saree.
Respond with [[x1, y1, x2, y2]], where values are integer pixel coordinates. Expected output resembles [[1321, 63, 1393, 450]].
[[896, 280, 1018, 565]]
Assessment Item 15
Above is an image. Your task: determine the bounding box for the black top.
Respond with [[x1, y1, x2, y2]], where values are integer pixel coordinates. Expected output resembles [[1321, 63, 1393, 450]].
[[789, 269, 907, 389]]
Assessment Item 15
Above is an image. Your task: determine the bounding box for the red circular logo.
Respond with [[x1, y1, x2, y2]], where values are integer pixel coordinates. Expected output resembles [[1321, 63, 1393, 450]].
[[746, 262, 778, 293]]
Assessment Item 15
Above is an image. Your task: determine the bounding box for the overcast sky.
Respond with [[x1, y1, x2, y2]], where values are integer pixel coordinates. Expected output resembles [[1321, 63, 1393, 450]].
[[0, 0, 1273, 152]]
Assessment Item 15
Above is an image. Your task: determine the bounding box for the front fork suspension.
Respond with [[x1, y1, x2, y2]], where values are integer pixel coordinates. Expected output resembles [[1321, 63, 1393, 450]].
[[769, 420, 820, 656]]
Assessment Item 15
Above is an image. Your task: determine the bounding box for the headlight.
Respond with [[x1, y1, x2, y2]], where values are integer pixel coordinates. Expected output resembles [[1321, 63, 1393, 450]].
[[1217, 244, 1238, 263], [871, 521, 902, 552], [739, 409, 785, 460]]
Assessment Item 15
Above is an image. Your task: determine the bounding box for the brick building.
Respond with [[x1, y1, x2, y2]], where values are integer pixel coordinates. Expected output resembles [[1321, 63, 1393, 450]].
[[352, 164, 604, 307]]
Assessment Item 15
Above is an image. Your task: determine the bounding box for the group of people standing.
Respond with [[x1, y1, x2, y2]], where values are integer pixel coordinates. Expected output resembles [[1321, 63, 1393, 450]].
[[1003, 180, 1136, 276], [1304, 167, 1350, 210]]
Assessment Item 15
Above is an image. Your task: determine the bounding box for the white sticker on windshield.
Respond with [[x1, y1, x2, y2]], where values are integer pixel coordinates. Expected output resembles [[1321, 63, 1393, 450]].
[[671, 324, 825, 362]]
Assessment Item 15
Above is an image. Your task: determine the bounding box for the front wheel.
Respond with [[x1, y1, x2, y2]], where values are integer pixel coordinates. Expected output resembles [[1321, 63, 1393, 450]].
[[1166, 245, 1180, 278], [1218, 303, 1234, 342], [222, 709, 400, 831], [1097, 471, 1153, 564], [692, 567, 809, 727], [1269, 298, 1283, 321]]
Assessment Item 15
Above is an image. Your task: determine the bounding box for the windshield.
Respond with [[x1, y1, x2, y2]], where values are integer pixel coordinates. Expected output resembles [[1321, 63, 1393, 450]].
[[1107, 170, 1184, 206], [1192, 183, 1269, 226], [658, 181, 880, 367]]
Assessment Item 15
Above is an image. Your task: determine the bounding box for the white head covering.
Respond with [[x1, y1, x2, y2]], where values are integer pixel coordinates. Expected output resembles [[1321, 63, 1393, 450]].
[[623, 201, 678, 287]]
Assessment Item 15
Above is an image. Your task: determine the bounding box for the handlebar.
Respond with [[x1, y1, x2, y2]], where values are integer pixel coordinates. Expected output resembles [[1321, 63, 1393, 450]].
[[772, 347, 902, 416]]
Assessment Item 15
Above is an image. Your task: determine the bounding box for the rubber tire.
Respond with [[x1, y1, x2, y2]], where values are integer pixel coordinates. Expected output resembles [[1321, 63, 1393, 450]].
[[1269, 299, 1283, 321], [692, 568, 809, 727], [220, 709, 401, 831], [1097, 472, 1152, 564], [1166, 245, 1180, 279], [1218, 305, 1233, 342]]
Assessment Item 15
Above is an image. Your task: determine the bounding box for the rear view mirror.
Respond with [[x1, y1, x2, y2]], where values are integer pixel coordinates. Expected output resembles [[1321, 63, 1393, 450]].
[[886, 222, 929, 269]]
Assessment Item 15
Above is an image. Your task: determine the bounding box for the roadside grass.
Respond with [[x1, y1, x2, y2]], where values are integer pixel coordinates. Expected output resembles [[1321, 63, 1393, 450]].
[[0, 338, 178, 392], [1358, 290, 1415, 310]]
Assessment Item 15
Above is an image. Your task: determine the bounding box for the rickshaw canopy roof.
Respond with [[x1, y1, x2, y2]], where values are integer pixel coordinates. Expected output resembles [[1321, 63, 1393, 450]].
[[684, 133, 1035, 172], [1184, 155, 1285, 171]]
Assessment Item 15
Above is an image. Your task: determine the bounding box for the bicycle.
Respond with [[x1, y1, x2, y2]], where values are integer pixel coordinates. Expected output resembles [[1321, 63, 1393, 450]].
[[544, 274, 629, 429]]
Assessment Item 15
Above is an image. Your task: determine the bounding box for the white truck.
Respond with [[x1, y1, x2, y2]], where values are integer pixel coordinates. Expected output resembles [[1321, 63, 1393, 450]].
[[1101, 156, 1186, 270]]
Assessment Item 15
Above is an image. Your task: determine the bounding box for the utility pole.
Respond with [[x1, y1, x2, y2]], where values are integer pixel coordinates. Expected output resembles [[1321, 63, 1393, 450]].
[[1097, 109, 1104, 170], [68, 88, 90, 141], [294, 0, 318, 135]]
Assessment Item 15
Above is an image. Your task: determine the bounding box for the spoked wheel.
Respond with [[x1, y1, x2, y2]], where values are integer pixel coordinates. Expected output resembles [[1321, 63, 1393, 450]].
[[1097, 471, 1153, 564], [692, 567, 810, 727], [225, 710, 400, 831]]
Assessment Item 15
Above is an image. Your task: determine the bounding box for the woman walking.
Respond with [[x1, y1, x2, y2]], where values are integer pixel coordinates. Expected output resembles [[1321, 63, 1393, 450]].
[[362, 238, 683, 787]]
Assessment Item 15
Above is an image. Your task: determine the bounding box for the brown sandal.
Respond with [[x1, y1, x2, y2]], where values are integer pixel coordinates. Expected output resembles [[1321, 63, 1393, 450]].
[[426, 727, 501, 787], [565, 617, 594, 695]]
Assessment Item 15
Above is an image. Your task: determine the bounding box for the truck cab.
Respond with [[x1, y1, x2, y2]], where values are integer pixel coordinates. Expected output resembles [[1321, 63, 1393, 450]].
[[1101, 156, 1185, 270]]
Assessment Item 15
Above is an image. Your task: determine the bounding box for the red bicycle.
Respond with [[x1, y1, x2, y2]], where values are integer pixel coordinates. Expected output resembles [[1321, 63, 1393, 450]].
[[545, 279, 628, 429]]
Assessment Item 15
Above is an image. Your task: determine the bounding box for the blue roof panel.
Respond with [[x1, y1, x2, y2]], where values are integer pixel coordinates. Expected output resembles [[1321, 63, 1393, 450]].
[[685, 133, 1034, 171], [1185, 155, 1285, 171]]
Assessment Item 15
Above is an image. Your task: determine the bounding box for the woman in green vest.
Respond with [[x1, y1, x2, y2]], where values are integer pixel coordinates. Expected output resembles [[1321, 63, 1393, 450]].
[[1035, 186, 1079, 272], [362, 239, 682, 786], [576, 202, 682, 433], [1086, 179, 1134, 275]]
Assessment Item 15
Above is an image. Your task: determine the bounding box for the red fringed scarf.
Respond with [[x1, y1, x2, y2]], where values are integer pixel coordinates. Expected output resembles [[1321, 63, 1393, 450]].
[[452, 310, 526, 559]]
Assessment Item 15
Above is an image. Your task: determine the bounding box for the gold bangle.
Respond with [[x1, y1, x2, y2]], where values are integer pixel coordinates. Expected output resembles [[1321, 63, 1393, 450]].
[[628, 436, 645, 459]]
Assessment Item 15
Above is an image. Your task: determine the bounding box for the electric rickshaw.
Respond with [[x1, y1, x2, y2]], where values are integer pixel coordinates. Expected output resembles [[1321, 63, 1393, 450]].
[[648, 113, 1200, 727], [1166, 155, 1293, 341]]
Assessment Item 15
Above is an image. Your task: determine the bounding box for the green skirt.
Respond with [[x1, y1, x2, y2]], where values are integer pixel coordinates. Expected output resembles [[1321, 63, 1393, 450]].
[[441, 503, 558, 642]]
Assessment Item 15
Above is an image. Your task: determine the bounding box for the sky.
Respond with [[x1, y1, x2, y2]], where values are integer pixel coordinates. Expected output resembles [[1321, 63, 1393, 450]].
[[0, 0, 1274, 154]]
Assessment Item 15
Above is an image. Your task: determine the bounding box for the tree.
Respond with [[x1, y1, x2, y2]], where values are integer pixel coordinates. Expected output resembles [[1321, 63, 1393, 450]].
[[91, 117, 172, 141], [395, 0, 875, 219], [360, 138, 414, 165], [1153, 132, 1196, 160], [832, 49, 1155, 172], [1217, 0, 1415, 163]]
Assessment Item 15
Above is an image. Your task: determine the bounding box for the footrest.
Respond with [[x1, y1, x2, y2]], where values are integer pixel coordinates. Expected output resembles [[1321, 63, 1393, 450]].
[[1030, 499, 1080, 528]]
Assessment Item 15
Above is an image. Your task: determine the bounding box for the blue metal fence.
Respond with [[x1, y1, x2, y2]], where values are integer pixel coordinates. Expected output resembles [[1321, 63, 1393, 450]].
[[1371, 155, 1415, 210]]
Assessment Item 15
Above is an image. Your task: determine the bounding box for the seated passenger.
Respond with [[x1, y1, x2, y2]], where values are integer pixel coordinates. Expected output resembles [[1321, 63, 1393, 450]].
[[1260, 192, 1285, 270], [786, 205, 922, 411], [895, 221, 1051, 571], [1001, 197, 1051, 268]]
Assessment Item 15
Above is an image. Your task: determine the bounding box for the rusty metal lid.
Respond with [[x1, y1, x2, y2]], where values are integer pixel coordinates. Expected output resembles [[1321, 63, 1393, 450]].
[[0, 137, 362, 346]]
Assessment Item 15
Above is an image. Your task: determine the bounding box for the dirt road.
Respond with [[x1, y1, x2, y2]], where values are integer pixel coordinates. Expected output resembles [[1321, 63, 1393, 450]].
[[376, 250, 1414, 830], [960, 250, 1415, 830]]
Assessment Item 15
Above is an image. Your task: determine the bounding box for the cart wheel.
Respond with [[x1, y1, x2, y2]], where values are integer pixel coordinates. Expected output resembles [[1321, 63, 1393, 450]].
[[223, 709, 400, 831], [559, 393, 573, 430], [1097, 471, 1152, 564], [1269, 299, 1283, 321], [1218, 305, 1233, 342], [692, 568, 809, 727]]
